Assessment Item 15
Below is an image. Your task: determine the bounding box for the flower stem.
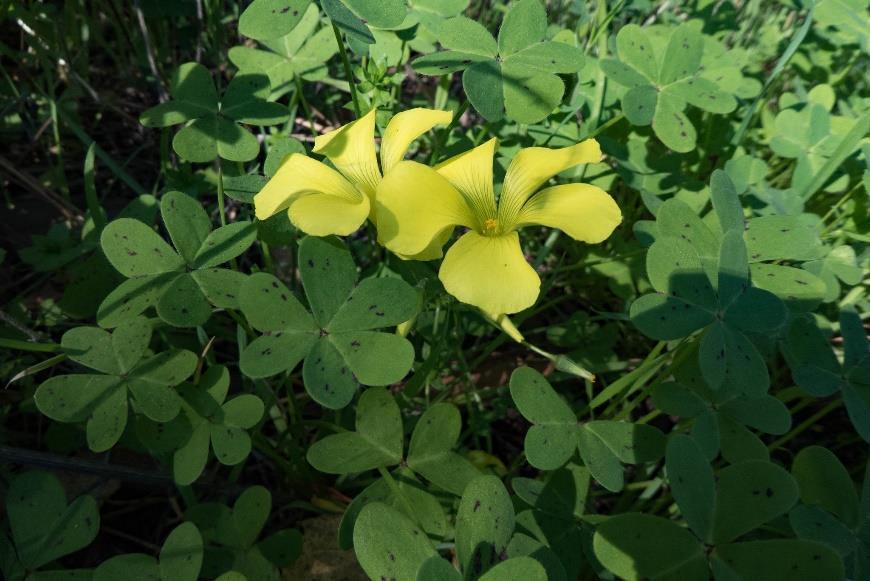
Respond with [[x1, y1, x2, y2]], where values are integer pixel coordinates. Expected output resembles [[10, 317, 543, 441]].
[[429, 99, 469, 165], [332, 22, 362, 118]]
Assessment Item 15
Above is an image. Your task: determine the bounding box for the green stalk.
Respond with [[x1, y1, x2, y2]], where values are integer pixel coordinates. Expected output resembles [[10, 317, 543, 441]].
[[428, 100, 469, 165], [332, 23, 362, 117]]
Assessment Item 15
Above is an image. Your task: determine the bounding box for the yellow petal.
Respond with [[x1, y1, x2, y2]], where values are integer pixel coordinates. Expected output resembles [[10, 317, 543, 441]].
[[516, 183, 622, 243], [439, 231, 540, 316], [380, 108, 452, 174], [376, 161, 475, 257], [254, 153, 362, 221], [396, 228, 455, 261], [313, 109, 380, 195], [288, 193, 370, 237], [435, 137, 498, 223], [499, 139, 603, 225]]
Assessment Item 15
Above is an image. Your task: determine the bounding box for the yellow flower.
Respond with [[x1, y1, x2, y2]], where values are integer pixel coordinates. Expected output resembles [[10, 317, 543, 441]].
[[375, 137, 622, 318], [254, 108, 452, 238]]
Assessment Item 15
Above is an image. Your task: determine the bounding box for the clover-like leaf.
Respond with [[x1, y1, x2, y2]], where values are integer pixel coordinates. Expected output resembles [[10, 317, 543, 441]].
[[711, 460, 799, 544], [306, 388, 403, 473], [712, 540, 844, 581], [509, 366, 577, 470], [603, 23, 738, 152], [171, 366, 265, 485], [455, 475, 516, 578], [6, 471, 100, 571], [139, 63, 287, 163], [338, 469, 449, 551], [98, 197, 253, 328], [593, 513, 708, 581], [406, 403, 480, 495], [785, 312, 870, 441], [352, 503, 437, 581], [35, 318, 196, 451], [413, 0, 584, 123], [232, 6, 338, 98], [239, 237, 416, 409], [238, 0, 311, 41]]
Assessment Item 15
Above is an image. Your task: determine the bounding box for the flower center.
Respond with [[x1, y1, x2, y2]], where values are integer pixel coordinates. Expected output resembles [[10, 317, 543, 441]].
[[483, 218, 499, 234]]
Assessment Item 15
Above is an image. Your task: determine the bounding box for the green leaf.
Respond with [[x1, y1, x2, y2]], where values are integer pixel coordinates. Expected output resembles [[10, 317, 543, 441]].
[[328, 277, 418, 332], [666, 435, 715, 542], [622, 85, 657, 126], [139, 63, 217, 127], [593, 513, 707, 581], [577, 425, 624, 492], [505, 42, 585, 75], [156, 273, 212, 327], [172, 116, 219, 163], [241, 332, 316, 379], [463, 60, 505, 122], [161, 191, 212, 265], [791, 446, 860, 528], [353, 503, 437, 581], [221, 74, 288, 125], [721, 395, 791, 435], [232, 486, 272, 549], [744, 216, 822, 262], [659, 24, 703, 84], [698, 323, 769, 397], [438, 16, 497, 57], [97, 273, 177, 328], [497, 0, 546, 57], [299, 236, 357, 326], [238, 272, 316, 333], [712, 540, 844, 581], [35, 375, 126, 451], [301, 338, 359, 408], [712, 460, 799, 544], [7, 471, 100, 569], [668, 77, 736, 114], [478, 557, 547, 581], [788, 505, 857, 557], [306, 388, 403, 473], [101, 218, 184, 277], [615, 24, 657, 82], [600, 58, 649, 88], [417, 556, 463, 581], [509, 367, 577, 470], [455, 475, 515, 577], [413, 50, 491, 75], [61, 326, 122, 375], [407, 403, 480, 495], [749, 263, 827, 311], [341, 0, 407, 29], [160, 522, 203, 581], [238, 0, 311, 40], [710, 170, 743, 235], [329, 330, 415, 385], [652, 96, 696, 152], [193, 221, 257, 269], [718, 229, 750, 307], [502, 67, 564, 124], [321, 0, 375, 46], [512, 464, 590, 520], [651, 382, 708, 418], [645, 234, 715, 303], [339, 473, 448, 551], [584, 421, 666, 464], [95, 554, 160, 581], [630, 293, 714, 341], [191, 268, 247, 309]]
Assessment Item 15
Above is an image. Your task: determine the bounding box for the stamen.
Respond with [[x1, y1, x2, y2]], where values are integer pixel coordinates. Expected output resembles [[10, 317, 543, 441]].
[[483, 218, 499, 233]]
